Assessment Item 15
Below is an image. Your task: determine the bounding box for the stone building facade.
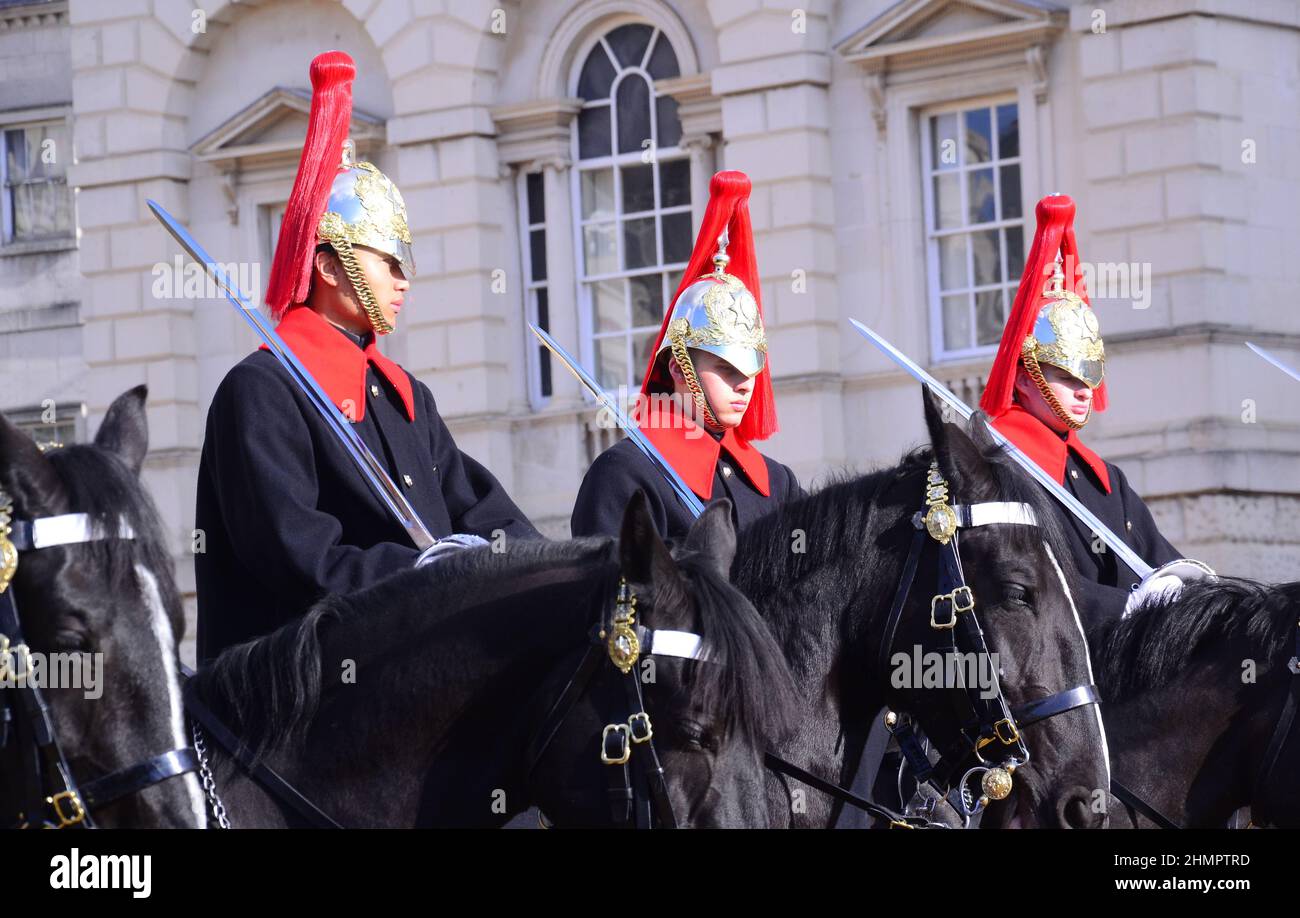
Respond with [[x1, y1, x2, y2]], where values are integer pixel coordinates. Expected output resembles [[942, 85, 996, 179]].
[[0, 0, 1297, 663]]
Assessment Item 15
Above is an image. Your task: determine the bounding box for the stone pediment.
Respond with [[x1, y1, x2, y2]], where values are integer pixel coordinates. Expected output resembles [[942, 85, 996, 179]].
[[191, 87, 383, 171], [836, 0, 1064, 73]]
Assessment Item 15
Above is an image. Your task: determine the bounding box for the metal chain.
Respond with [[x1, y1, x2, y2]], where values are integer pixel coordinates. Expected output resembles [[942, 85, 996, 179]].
[[192, 721, 231, 829], [1021, 349, 1088, 431], [327, 237, 394, 335], [669, 334, 722, 430]]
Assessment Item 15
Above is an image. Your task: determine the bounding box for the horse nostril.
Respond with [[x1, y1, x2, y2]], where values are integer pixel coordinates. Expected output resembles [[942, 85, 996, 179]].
[[1056, 785, 1107, 829]]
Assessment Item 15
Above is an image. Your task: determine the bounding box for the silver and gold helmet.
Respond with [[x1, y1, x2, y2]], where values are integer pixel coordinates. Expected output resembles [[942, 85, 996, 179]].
[[315, 143, 415, 335], [1020, 260, 1105, 429], [657, 229, 767, 373]]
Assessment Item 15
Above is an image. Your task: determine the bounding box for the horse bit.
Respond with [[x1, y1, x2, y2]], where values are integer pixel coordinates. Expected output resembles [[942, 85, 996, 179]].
[[0, 489, 198, 829]]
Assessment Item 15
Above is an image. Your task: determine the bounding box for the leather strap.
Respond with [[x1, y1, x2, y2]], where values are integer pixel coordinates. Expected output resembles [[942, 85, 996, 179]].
[[80, 748, 198, 811], [763, 752, 938, 828], [1112, 778, 1181, 830]]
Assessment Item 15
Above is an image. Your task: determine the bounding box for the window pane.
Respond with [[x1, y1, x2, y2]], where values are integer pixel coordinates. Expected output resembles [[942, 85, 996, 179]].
[[931, 113, 958, 170], [661, 211, 692, 264], [629, 273, 661, 328], [621, 163, 654, 213], [581, 168, 615, 220], [934, 173, 961, 229], [1005, 225, 1025, 280], [622, 216, 656, 269], [938, 234, 967, 290], [997, 104, 1019, 159], [536, 289, 552, 397], [632, 331, 658, 381], [591, 278, 626, 333], [616, 76, 651, 154], [656, 95, 682, 148], [578, 105, 611, 159], [942, 294, 971, 352], [659, 159, 690, 208], [971, 229, 1001, 286], [967, 168, 995, 224], [606, 24, 653, 68], [526, 172, 544, 223], [4, 128, 28, 178], [12, 182, 71, 240], [597, 335, 629, 390], [529, 229, 547, 283], [964, 107, 992, 164], [577, 44, 617, 100], [1000, 163, 1022, 219], [583, 222, 616, 275], [975, 289, 1005, 346], [646, 32, 680, 80]]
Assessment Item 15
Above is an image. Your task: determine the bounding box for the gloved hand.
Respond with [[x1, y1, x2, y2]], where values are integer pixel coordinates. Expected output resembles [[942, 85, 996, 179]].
[[1123, 558, 1216, 617], [414, 533, 490, 568]]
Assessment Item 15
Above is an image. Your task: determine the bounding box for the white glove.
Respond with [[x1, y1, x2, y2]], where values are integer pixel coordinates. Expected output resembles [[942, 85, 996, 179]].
[[1123, 559, 1216, 617], [414, 533, 490, 568]]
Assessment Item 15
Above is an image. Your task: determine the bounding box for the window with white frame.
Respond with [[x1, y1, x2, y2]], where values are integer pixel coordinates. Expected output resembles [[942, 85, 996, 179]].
[[519, 170, 552, 407], [921, 100, 1025, 361], [571, 22, 690, 393], [1, 121, 74, 245]]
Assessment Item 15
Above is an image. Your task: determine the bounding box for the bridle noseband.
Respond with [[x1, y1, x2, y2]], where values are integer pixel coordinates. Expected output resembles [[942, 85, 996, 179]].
[[525, 576, 709, 829], [0, 492, 197, 829]]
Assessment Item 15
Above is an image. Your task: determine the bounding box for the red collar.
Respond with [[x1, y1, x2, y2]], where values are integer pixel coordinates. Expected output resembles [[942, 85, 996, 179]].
[[638, 404, 770, 500], [990, 404, 1110, 493], [264, 307, 415, 422]]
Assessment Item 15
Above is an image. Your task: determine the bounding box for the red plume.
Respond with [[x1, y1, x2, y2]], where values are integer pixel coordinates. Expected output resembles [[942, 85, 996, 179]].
[[979, 193, 1108, 417], [264, 51, 355, 320], [640, 170, 778, 441]]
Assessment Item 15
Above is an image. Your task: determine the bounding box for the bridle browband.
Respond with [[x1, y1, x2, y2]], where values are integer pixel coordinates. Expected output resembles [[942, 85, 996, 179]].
[[524, 576, 710, 829], [768, 461, 1101, 828], [0, 493, 197, 829]]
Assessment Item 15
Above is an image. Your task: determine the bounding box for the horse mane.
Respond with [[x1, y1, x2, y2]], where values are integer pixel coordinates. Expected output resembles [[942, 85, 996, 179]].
[[194, 533, 799, 761], [45, 444, 182, 626], [1093, 578, 1300, 702], [734, 412, 1078, 616]]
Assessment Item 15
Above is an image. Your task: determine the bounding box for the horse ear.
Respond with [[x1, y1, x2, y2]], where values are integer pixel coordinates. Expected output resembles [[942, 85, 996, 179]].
[[94, 385, 149, 477], [921, 386, 987, 498], [683, 499, 736, 581], [0, 410, 68, 516], [618, 490, 677, 586]]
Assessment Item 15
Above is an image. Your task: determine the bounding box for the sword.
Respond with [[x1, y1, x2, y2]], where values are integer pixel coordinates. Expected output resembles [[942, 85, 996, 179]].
[[528, 324, 705, 518], [848, 318, 1153, 579], [1246, 342, 1300, 385], [147, 200, 436, 551]]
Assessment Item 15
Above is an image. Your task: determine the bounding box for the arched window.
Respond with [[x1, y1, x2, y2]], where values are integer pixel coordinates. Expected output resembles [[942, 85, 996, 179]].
[[571, 23, 689, 392]]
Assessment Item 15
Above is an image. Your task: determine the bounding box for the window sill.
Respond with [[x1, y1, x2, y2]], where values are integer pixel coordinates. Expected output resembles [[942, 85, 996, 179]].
[[0, 237, 77, 258]]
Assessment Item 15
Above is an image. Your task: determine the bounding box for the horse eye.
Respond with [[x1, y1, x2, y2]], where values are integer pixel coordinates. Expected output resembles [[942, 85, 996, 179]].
[[52, 630, 91, 652], [1003, 584, 1031, 606]]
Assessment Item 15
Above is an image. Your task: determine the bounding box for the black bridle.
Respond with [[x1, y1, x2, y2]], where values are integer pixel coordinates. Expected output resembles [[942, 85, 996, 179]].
[[0, 497, 197, 829], [1113, 610, 1300, 830], [525, 577, 699, 829], [768, 462, 1101, 827]]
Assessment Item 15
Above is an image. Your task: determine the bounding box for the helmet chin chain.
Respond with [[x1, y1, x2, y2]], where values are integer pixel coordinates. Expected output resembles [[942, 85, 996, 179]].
[[326, 238, 394, 336], [669, 336, 725, 432], [1022, 351, 1089, 431]]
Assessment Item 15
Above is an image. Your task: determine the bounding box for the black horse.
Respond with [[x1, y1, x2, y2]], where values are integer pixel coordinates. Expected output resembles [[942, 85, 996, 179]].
[[189, 494, 800, 827], [732, 391, 1113, 828], [0, 386, 206, 828], [1096, 578, 1300, 828]]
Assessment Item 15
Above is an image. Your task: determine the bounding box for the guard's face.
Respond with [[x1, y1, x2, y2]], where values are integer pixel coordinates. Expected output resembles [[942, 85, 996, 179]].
[[351, 244, 409, 332], [1016, 363, 1092, 432], [674, 350, 756, 430]]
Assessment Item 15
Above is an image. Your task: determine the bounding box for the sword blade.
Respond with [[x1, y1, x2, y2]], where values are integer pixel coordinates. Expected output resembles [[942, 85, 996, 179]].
[[848, 318, 1154, 580], [147, 200, 436, 551], [529, 324, 706, 519], [1246, 342, 1300, 385]]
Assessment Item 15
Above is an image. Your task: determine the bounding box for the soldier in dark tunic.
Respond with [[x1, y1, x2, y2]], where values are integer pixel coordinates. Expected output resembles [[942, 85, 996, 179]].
[[571, 171, 801, 541], [195, 52, 537, 663], [980, 193, 1212, 631]]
